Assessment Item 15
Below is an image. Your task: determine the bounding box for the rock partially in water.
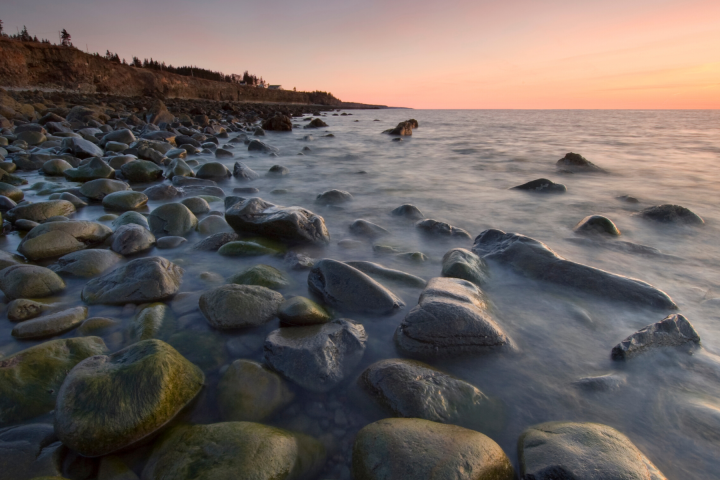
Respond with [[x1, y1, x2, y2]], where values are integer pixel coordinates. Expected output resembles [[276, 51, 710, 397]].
[[572, 374, 626, 392], [316, 189, 352, 205], [512, 178, 567, 193], [416, 218, 471, 239], [51, 249, 123, 278], [383, 120, 417, 136], [165, 158, 194, 180], [308, 259, 404, 315], [131, 303, 175, 341], [267, 164, 289, 176], [278, 296, 331, 326], [143, 183, 181, 201], [284, 251, 315, 270], [349, 219, 389, 239], [472, 229, 677, 309], [305, 118, 329, 128], [42, 158, 73, 176], [0, 337, 107, 425], [441, 248, 489, 286], [141, 422, 325, 480], [218, 359, 295, 422], [197, 215, 232, 235], [0, 181, 24, 202], [148, 203, 198, 237], [7, 298, 55, 322], [232, 161, 259, 181], [396, 277, 510, 357], [345, 261, 426, 288], [196, 162, 231, 180], [17, 220, 112, 260], [11, 306, 88, 339], [518, 421, 665, 480], [225, 197, 330, 245], [228, 264, 291, 290], [79, 178, 130, 201], [64, 157, 115, 182], [55, 339, 204, 457], [0, 423, 66, 480], [81, 256, 183, 305], [6, 200, 76, 224], [110, 224, 155, 256], [391, 204, 424, 220], [101, 191, 149, 212], [556, 152, 606, 173], [637, 204, 704, 225], [262, 114, 293, 132], [112, 211, 149, 229], [574, 215, 621, 236], [611, 313, 701, 360], [352, 418, 514, 480], [199, 284, 284, 329], [0, 265, 66, 300], [61, 137, 104, 159], [247, 139, 279, 154], [180, 196, 210, 215], [120, 160, 163, 183], [192, 232, 239, 251], [218, 240, 280, 256], [264, 318, 367, 392]]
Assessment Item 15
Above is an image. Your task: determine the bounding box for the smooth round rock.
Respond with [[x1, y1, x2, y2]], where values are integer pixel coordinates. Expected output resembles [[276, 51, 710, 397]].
[[196, 162, 231, 180], [79, 179, 131, 201], [574, 215, 621, 236], [228, 264, 291, 290], [391, 204, 424, 220], [638, 204, 704, 225], [441, 248, 489, 286], [6, 298, 55, 322], [180, 197, 210, 215], [110, 224, 156, 255], [197, 215, 233, 235], [143, 184, 181, 201], [316, 189, 352, 205], [12, 306, 88, 339], [0, 265, 66, 300], [277, 296, 330, 326], [148, 203, 198, 237], [199, 284, 284, 329], [156, 236, 187, 249], [18, 221, 112, 261], [6, 200, 75, 224], [102, 191, 148, 211], [120, 160, 163, 183], [51, 249, 123, 277], [0, 182, 24, 202], [112, 211, 149, 229], [41, 159, 73, 176]]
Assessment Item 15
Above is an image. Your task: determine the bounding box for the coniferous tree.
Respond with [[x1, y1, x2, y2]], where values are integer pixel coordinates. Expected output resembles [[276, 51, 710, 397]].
[[60, 29, 72, 47]]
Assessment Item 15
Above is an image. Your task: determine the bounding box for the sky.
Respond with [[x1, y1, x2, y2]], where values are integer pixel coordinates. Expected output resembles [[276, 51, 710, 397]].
[[3, 0, 720, 108]]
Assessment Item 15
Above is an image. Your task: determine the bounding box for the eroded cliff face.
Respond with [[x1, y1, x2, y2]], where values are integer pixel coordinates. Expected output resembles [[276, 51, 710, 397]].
[[0, 38, 340, 105]]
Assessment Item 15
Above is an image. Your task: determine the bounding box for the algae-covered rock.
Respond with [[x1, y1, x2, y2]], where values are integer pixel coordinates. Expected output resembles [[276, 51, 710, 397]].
[[228, 264, 291, 290], [54, 339, 205, 457], [199, 284, 284, 329], [12, 306, 88, 339], [277, 296, 330, 326], [0, 265, 66, 300]]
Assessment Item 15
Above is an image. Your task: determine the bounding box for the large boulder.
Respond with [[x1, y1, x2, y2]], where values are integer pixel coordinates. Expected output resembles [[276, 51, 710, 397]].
[[264, 318, 367, 392], [148, 203, 198, 237], [0, 424, 66, 480], [637, 204, 704, 225], [225, 197, 330, 245], [0, 265, 66, 299], [102, 191, 149, 211], [6, 200, 76, 224], [81, 256, 183, 305], [17, 221, 112, 260], [79, 178, 131, 201], [55, 339, 204, 457], [64, 157, 115, 181], [120, 160, 163, 183], [352, 418, 514, 480], [0, 337, 107, 425], [441, 248, 489, 286], [556, 152, 606, 173], [395, 277, 510, 357], [11, 306, 88, 339], [141, 422, 325, 480], [50, 249, 123, 277], [262, 114, 293, 131], [518, 421, 665, 480], [199, 284, 284, 329], [611, 313, 701, 360], [472, 229, 677, 309], [308, 259, 404, 315]]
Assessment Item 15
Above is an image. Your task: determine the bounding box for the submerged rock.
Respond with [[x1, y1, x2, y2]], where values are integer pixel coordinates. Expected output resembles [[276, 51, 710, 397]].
[[556, 152, 606, 173], [472, 229, 677, 309], [349, 219, 389, 238], [277, 296, 331, 326], [416, 218, 471, 238], [512, 178, 567, 193], [0, 265, 66, 300], [391, 204, 424, 220], [573, 215, 621, 236], [611, 313, 701, 360], [316, 189, 352, 205], [637, 204, 704, 225], [441, 248, 489, 286], [199, 284, 284, 329]]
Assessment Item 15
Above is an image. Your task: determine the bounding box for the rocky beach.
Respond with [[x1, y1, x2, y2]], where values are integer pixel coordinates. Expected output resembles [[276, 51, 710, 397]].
[[0, 86, 718, 480]]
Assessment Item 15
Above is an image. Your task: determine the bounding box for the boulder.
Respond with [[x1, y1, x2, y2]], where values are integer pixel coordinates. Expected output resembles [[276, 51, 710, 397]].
[[395, 277, 510, 357], [512, 178, 567, 193], [391, 204, 424, 219], [278, 296, 331, 326], [61, 137, 103, 159], [0, 424, 66, 480], [264, 318, 367, 392], [352, 418, 514, 480], [0, 168, 27, 186], [556, 152, 606, 173], [143, 184, 181, 201], [148, 203, 198, 237], [120, 160, 163, 183], [51, 249, 123, 277], [102, 191, 149, 211], [81, 256, 183, 305], [165, 158, 194, 179], [316, 189, 352, 205], [225, 197, 330, 245], [0, 265, 66, 299], [196, 162, 231, 180], [113, 211, 149, 229], [518, 421, 665, 480], [232, 161, 259, 181], [228, 264, 291, 290], [349, 219, 389, 238], [199, 284, 284, 329], [574, 215, 621, 235], [18, 221, 113, 260], [308, 259, 404, 315], [111, 224, 156, 255], [64, 157, 115, 182], [218, 360, 294, 422], [262, 114, 293, 131], [79, 179, 131, 201], [611, 313, 701, 360], [441, 248, 489, 286], [6, 200, 76, 224], [472, 229, 677, 309], [416, 219, 471, 238], [54, 339, 204, 457], [12, 306, 88, 339], [247, 139, 279, 153], [637, 204, 704, 225]]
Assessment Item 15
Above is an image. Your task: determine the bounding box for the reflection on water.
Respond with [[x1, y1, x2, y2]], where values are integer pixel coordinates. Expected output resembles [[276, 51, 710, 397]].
[[2, 109, 720, 479]]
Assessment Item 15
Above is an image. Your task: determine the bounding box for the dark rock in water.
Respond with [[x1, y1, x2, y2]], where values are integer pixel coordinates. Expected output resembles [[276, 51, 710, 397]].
[[345, 261, 426, 288], [228, 264, 290, 290], [224, 195, 244, 210], [416, 219, 471, 239], [215, 148, 234, 158], [267, 165, 289, 176], [113, 211, 150, 229], [144, 184, 182, 200], [64, 157, 115, 182], [234, 186, 260, 194], [308, 259, 404, 315], [141, 422, 325, 480], [7, 298, 54, 322], [384, 119, 418, 136], [352, 418, 514, 480], [81, 256, 183, 305], [111, 224, 156, 255], [199, 284, 284, 329], [472, 229, 677, 309], [79, 178, 131, 201], [262, 114, 293, 131], [102, 190, 149, 211], [611, 313, 700, 360], [316, 189, 352, 205], [165, 158, 195, 179], [181, 185, 226, 198], [564, 236, 679, 260], [148, 203, 198, 237], [120, 160, 163, 183], [573, 215, 621, 236], [637, 204, 704, 225], [0, 423, 66, 479], [359, 359, 502, 429], [305, 118, 328, 128], [441, 248, 489, 286], [61, 136, 104, 159], [277, 296, 330, 326], [196, 162, 231, 180], [572, 374, 626, 392], [512, 178, 567, 193], [225, 197, 330, 245], [395, 277, 510, 357], [264, 318, 367, 392], [233, 161, 259, 181], [156, 236, 187, 249], [350, 219, 389, 238], [0, 265, 66, 300], [247, 139, 279, 153], [192, 232, 240, 251], [556, 152, 606, 173], [54, 339, 204, 457], [391, 204, 424, 220], [617, 194, 640, 204], [518, 421, 665, 480], [172, 176, 215, 187], [284, 251, 315, 270]]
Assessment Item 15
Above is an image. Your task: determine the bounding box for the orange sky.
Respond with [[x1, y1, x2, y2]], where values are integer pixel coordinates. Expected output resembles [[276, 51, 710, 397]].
[[5, 0, 720, 108]]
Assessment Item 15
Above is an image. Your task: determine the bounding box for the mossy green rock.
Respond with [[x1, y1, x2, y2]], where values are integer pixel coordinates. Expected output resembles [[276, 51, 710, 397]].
[[0, 265, 66, 300], [199, 284, 283, 329], [148, 203, 198, 237], [441, 248, 489, 286], [7, 298, 54, 322], [141, 422, 325, 480], [352, 418, 514, 480], [218, 241, 279, 257], [167, 331, 227, 371], [120, 161, 164, 183], [217, 359, 294, 422], [131, 303, 176, 341], [102, 191, 149, 211], [0, 337, 107, 425], [228, 264, 291, 290], [54, 339, 205, 457], [5, 200, 76, 224], [277, 296, 330, 326], [18, 221, 112, 260]]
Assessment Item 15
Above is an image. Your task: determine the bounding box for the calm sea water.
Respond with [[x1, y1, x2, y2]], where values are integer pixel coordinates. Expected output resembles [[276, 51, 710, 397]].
[[2, 109, 719, 478]]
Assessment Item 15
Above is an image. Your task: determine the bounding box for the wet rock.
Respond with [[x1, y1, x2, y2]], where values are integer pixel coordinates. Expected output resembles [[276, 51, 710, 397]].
[[0, 195, 15, 212], [180, 185, 225, 198], [61, 137, 104, 159], [12, 306, 88, 339], [0, 423, 66, 480], [305, 118, 329, 128], [111, 224, 156, 255], [0, 168, 27, 186], [165, 158, 194, 180], [55, 339, 204, 457], [7, 298, 55, 322], [6, 200, 76, 223], [267, 165, 289, 176], [81, 256, 183, 305], [218, 240, 280, 256], [148, 203, 198, 237], [173, 176, 215, 187], [441, 248, 489, 286], [0, 250, 21, 270], [196, 162, 231, 180], [79, 179, 131, 201], [143, 184, 181, 201], [284, 251, 314, 270], [345, 261, 426, 288], [13, 219, 39, 231], [518, 421, 665, 480], [262, 114, 293, 131], [180, 196, 210, 215], [102, 191, 148, 211], [308, 259, 404, 315], [556, 152, 606, 173], [51, 249, 123, 278], [352, 418, 514, 480], [197, 215, 232, 234], [316, 189, 352, 205], [611, 313, 700, 360], [278, 296, 331, 326], [228, 264, 291, 290], [0, 265, 66, 300], [41, 158, 73, 176], [113, 211, 149, 229], [215, 148, 234, 159], [572, 374, 626, 392], [120, 160, 163, 183], [416, 218, 471, 238], [200, 284, 284, 329], [225, 197, 330, 245], [17, 220, 112, 260], [156, 236, 187, 249], [218, 359, 295, 422], [192, 232, 239, 251], [141, 422, 325, 480], [64, 157, 115, 182], [247, 139, 279, 153], [100, 129, 135, 146], [574, 215, 621, 235], [130, 303, 175, 341], [264, 318, 367, 392], [472, 229, 677, 309], [167, 330, 227, 371], [512, 178, 567, 193], [0, 182, 24, 202], [0, 337, 107, 425], [58, 192, 87, 208], [232, 161, 259, 181], [391, 204, 424, 220], [637, 204, 704, 225], [395, 277, 510, 357], [349, 219, 389, 238]]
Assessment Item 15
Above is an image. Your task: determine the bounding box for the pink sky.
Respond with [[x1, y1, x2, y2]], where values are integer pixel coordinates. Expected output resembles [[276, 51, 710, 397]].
[[4, 0, 719, 108]]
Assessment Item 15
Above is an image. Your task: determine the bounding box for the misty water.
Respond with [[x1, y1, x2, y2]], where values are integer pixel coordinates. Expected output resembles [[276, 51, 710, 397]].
[[2, 109, 720, 479]]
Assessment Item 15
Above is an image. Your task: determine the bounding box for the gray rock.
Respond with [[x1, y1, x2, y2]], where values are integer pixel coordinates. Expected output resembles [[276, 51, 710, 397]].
[[192, 232, 239, 251], [345, 261, 426, 288], [637, 204, 704, 225], [120, 160, 163, 183], [316, 189, 352, 205], [284, 251, 314, 270], [198, 215, 232, 234], [61, 136, 104, 159], [101, 129, 135, 146], [267, 165, 289, 176], [102, 191, 149, 211], [41, 158, 73, 176], [79, 178, 131, 200], [199, 284, 284, 329], [64, 157, 115, 181], [172, 176, 215, 187], [143, 184, 181, 201], [308, 259, 404, 315], [17, 220, 112, 260], [247, 139, 279, 153], [0, 424, 65, 480], [277, 296, 331, 326], [556, 152, 606, 173], [6, 298, 55, 322], [181, 196, 210, 215], [196, 162, 231, 180], [165, 158, 194, 179], [572, 374, 626, 392], [349, 219, 389, 238], [395, 277, 510, 357], [12, 306, 88, 339], [441, 248, 489, 286], [58, 192, 88, 208], [512, 178, 567, 193], [519, 421, 665, 480], [148, 203, 198, 237], [264, 318, 367, 392], [156, 236, 187, 249], [472, 229, 677, 309], [0, 265, 66, 299], [391, 204, 424, 220], [416, 219, 471, 238], [6, 200, 76, 223], [51, 249, 123, 277], [113, 211, 149, 229], [232, 161, 259, 181], [611, 313, 700, 360], [111, 224, 156, 255], [574, 215, 621, 235]]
